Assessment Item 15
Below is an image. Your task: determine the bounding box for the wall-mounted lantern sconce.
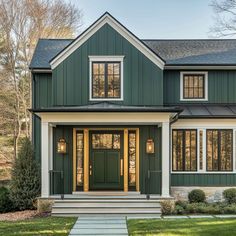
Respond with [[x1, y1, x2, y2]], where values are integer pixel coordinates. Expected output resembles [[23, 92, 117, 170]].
[[146, 139, 154, 154], [57, 138, 67, 154]]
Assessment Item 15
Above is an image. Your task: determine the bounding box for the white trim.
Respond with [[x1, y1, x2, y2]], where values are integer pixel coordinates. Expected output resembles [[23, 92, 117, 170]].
[[50, 13, 165, 70], [89, 56, 124, 101], [180, 71, 208, 101], [37, 112, 172, 124], [162, 121, 170, 197], [31, 69, 52, 73], [171, 119, 236, 174], [165, 65, 236, 70], [41, 122, 50, 198]]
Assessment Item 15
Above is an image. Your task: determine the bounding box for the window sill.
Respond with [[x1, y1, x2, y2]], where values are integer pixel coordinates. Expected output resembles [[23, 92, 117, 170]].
[[180, 98, 208, 102], [89, 98, 123, 101]]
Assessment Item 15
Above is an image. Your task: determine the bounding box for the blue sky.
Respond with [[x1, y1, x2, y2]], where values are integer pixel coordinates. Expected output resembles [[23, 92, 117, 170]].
[[73, 0, 214, 39]]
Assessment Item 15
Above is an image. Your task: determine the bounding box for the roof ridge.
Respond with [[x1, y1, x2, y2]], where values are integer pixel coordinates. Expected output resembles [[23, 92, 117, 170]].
[[142, 39, 236, 41]]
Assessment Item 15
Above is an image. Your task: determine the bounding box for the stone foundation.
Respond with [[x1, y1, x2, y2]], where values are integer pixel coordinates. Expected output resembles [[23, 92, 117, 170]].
[[171, 186, 236, 202], [37, 198, 54, 213]]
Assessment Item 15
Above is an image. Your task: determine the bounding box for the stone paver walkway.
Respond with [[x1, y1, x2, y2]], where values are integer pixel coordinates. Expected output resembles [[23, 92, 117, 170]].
[[69, 216, 128, 236]]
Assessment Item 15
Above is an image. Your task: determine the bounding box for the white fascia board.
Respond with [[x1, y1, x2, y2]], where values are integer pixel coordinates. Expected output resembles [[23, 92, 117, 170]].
[[50, 13, 165, 70], [165, 65, 236, 70]]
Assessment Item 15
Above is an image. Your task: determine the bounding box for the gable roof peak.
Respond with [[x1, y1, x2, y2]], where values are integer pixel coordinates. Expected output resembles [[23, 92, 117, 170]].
[[49, 12, 165, 70]]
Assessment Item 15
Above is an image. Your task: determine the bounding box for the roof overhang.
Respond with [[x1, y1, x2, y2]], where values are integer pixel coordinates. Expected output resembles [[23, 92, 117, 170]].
[[50, 12, 165, 70], [32, 111, 178, 125], [165, 65, 236, 70]]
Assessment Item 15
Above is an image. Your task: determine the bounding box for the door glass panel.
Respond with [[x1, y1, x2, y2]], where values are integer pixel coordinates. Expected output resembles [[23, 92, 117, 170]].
[[92, 133, 121, 150], [113, 134, 120, 149], [76, 132, 84, 187], [128, 132, 136, 187]]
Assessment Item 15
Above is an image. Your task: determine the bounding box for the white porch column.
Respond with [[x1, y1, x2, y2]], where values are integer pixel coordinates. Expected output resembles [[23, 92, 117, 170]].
[[41, 121, 50, 198], [162, 121, 170, 197]]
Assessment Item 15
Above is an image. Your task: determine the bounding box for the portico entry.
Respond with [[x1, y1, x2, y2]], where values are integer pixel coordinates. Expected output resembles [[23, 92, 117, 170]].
[[89, 130, 124, 190]]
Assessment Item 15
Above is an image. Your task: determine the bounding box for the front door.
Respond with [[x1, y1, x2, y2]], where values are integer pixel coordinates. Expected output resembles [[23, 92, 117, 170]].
[[89, 131, 124, 190]]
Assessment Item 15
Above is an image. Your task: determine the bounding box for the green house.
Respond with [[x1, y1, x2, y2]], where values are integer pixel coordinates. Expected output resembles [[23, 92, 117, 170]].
[[30, 12, 236, 215]]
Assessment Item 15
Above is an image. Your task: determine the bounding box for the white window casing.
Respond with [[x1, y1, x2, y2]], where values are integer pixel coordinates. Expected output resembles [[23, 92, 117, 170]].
[[171, 119, 236, 174], [89, 55, 124, 101], [180, 71, 208, 101]]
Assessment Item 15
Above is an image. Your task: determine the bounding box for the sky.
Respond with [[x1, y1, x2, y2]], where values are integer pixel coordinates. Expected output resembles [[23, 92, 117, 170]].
[[71, 0, 215, 39]]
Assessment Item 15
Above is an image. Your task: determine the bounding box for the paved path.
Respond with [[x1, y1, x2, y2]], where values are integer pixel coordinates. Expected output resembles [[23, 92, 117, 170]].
[[69, 216, 128, 236]]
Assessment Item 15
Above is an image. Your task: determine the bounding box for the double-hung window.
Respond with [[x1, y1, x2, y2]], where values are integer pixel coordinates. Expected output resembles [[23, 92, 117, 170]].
[[172, 129, 197, 171], [180, 72, 208, 101], [89, 56, 124, 100]]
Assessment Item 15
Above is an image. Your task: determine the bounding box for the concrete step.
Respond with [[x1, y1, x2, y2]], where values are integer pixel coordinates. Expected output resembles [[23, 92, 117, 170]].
[[54, 213, 161, 217], [54, 199, 160, 203], [52, 207, 161, 214], [53, 202, 160, 208]]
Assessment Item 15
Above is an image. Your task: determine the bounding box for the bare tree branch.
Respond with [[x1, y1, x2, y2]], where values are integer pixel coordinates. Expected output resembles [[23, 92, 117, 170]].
[[210, 0, 236, 37], [0, 0, 82, 160]]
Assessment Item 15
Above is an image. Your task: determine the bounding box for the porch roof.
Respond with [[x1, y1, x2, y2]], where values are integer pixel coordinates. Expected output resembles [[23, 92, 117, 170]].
[[29, 102, 182, 113], [178, 104, 236, 118]]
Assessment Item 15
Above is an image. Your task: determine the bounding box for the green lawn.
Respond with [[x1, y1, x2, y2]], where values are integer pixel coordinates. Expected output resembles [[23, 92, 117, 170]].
[[128, 218, 236, 236], [0, 216, 77, 236]]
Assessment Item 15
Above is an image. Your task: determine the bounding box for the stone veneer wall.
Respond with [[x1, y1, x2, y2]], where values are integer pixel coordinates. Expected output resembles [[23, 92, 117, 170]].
[[171, 187, 236, 202]]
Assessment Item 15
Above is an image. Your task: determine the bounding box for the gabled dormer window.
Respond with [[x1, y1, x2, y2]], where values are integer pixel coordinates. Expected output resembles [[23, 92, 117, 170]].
[[89, 56, 124, 101], [180, 72, 208, 101]]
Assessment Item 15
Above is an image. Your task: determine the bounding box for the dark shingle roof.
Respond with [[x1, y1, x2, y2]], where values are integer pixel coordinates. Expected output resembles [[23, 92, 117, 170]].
[[29, 39, 72, 69], [30, 39, 236, 69], [143, 39, 236, 65]]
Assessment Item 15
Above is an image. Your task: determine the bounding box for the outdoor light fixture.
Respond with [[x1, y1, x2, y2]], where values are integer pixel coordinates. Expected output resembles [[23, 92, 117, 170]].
[[57, 138, 67, 154], [146, 139, 154, 154]]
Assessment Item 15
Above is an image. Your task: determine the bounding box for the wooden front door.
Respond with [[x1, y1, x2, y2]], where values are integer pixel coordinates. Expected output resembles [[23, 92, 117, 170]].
[[89, 131, 124, 190]]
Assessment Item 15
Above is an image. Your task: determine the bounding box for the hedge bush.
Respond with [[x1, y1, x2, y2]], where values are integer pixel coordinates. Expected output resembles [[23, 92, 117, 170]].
[[188, 189, 206, 203], [0, 187, 13, 213], [160, 200, 175, 215], [223, 188, 236, 204], [10, 138, 40, 210]]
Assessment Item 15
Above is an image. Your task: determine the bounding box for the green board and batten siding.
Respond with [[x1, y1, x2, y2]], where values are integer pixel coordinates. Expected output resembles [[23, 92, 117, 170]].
[[52, 23, 163, 106], [32, 73, 52, 162], [171, 174, 236, 186], [164, 70, 236, 105], [51, 125, 162, 195]]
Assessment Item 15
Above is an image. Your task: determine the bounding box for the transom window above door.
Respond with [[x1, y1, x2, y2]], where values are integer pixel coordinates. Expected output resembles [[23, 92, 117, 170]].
[[89, 56, 124, 101], [180, 72, 208, 101]]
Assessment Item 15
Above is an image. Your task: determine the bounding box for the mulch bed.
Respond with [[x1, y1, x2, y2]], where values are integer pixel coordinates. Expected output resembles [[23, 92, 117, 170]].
[[0, 210, 39, 221]]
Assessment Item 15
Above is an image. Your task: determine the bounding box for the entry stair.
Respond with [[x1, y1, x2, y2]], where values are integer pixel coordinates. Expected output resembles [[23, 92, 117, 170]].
[[51, 192, 162, 217]]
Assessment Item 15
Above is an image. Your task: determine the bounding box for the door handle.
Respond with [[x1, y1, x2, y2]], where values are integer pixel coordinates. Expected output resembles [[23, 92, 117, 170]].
[[120, 159, 123, 176], [89, 165, 92, 176]]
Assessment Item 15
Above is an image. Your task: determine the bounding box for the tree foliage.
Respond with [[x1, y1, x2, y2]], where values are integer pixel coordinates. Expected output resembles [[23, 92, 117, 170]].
[[210, 0, 236, 37], [10, 137, 40, 210], [0, 0, 82, 160]]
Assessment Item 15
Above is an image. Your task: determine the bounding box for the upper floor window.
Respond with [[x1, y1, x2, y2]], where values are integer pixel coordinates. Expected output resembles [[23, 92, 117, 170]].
[[180, 72, 208, 101], [89, 56, 124, 101]]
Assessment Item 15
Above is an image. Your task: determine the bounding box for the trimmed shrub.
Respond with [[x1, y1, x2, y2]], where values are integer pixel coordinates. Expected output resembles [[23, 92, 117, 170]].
[[0, 187, 13, 213], [160, 200, 175, 215], [175, 200, 188, 209], [223, 188, 236, 204], [175, 205, 185, 215], [222, 204, 236, 214], [188, 189, 206, 203], [10, 138, 40, 210], [37, 199, 53, 213]]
